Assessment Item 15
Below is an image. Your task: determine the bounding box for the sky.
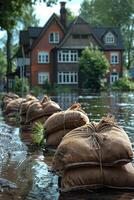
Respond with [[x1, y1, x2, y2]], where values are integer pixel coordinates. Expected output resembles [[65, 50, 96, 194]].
[[33, 0, 83, 26], [0, 0, 83, 39]]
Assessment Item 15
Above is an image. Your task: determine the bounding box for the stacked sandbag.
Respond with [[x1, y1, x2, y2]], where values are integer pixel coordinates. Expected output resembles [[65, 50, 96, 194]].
[[1, 93, 19, 112], [19, 94, 38, 130], [44, 103, 89, 148], [52, 116, 134, 192], [3, 98, 23, 125], [26, 95, 62, 127]]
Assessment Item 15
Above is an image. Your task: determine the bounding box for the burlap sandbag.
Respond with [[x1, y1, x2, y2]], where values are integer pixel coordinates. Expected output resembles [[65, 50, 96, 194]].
[[19, 97, 38, 115], [26, 95, 61, 123], [52, 116, 133, 172], [2, 97, 13, 111], [26, 101, 44, 123], [41, 95, 62, 115], [4, 98, 23, 114], [46, 129, 71, 147], [2, 93, 19, 100], [44, 103, 89, 135], [61, 163, 134, 192]]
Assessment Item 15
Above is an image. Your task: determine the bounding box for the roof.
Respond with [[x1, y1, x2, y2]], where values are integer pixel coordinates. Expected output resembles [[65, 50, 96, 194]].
[[57, 16, 104, 49], [92, 27, 124, 50], [31, 13, 65, 49], [28, 27, 43, 38]]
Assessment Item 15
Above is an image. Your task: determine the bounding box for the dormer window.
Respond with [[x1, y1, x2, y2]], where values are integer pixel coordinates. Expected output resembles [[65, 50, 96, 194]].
[[49, 32, 59, 43], [104, 32, 115, 44]]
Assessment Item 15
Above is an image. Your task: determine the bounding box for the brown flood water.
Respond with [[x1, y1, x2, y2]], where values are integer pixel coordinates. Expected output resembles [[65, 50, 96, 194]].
[[0, 92, 134, 200]]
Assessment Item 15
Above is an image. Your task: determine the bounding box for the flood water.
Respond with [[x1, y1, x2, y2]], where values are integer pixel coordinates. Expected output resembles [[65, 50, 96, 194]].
[[0, 91, 134, 200]]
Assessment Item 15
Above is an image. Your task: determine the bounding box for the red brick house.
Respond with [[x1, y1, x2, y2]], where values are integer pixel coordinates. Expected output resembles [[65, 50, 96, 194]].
[[16, 2, 124, 88]]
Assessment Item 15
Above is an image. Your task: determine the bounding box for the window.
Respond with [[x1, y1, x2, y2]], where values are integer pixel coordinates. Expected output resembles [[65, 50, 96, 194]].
[[105, 32, 115, 44], [58, 72, 78, 84], [58, 50, 78, 63], [38, 72, 49, 84], [49, 32, 59, 43], [110, 52, 119, 64], [72, 34, 89, 39], [38, 51, 49, 64], [110, 73, 119, 84]]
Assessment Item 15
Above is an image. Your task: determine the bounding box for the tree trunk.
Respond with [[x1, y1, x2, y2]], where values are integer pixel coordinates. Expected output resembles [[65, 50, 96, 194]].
[[6, 30, 12, 93]]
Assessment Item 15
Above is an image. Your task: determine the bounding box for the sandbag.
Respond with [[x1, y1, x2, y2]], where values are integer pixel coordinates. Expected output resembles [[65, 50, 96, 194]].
[[46, 129, 71, 147], [44, 103, 89, 135], [26, 101, 44, 123], [26, 95, 61, 123], [41, 95, 62, 116], [52, 116, 133, 172], [4, 98, 23, 114], [61, 163, 134, 192], [19, 98, 38, 115]]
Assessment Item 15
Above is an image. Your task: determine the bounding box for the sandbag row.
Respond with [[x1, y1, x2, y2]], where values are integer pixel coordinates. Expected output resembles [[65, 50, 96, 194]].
[[52, 116, 134, 192], [44, 103, 89, 147], [20, 95, 62, 131]]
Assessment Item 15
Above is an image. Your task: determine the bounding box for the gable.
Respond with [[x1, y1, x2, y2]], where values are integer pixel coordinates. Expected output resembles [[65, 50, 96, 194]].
[[31, 13, 65, 49], [58, 16, 103, 49], [59, 33, 101, 49]]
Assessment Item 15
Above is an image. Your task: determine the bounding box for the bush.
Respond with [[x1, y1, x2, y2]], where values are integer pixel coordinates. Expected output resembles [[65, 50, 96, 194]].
[[14, 76, 29, 95], [111, 77, 134, 91]]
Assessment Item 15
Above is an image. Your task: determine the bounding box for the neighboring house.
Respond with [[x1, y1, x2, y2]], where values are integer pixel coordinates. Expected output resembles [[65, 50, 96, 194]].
[[16, 2, 124, 89]]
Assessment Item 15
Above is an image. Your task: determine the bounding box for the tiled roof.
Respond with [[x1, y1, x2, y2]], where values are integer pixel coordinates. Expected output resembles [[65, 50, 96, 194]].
[[92, 27, 124, 50]]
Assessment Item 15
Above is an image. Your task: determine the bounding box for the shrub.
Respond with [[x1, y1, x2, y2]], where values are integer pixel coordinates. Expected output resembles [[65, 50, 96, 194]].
[[14, 76, 29, 95], [111, 77, 134, 91]]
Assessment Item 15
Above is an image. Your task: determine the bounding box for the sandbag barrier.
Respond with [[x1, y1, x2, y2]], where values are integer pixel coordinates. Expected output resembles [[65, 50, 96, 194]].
[[44, 103, 89, 148], [52, 116, 134, 192]]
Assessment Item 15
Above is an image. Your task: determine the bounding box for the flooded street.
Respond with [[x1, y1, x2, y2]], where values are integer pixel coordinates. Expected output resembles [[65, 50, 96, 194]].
[[0, 92, 134, 200]]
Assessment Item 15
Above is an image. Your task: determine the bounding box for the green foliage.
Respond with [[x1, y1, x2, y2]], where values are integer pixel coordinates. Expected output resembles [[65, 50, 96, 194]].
[[32, 86, 44, 97], [111, 77, 134, 91], [14, 76, 29, 95], [43, 80, 52, 93], [79, 47, 109, 91], [80, 0, 134, 69], [0, 50, 6, 77], [32, 122, 45, 145]]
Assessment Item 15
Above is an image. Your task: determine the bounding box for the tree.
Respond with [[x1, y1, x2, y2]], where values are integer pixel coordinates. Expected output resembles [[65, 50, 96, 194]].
[[0, 2, 40, 92], [0, 0, 71, 92], [80, 0, 134, 69], [79, 47, 109, 91], [0, 49, 6, 91]]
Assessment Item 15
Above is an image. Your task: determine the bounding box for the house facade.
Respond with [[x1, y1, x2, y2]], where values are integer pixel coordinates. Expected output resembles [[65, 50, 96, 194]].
[[16, 2, 124, 89]]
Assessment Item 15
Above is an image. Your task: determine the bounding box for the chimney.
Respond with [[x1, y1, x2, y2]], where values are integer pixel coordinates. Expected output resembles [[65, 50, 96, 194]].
[[60, 1, 66, 29]]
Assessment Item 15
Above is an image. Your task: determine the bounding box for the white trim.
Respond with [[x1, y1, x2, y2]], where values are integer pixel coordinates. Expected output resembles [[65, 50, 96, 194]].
[[38, 51, 49, 64], [110, 73, 119, 84], [105, 32, 115, 44], [58, 72, 78, 84], [58, 50, 78, 63], [38, 72, 49, 84], [110, 52, 119, 64], [49, 32, 59, 43]]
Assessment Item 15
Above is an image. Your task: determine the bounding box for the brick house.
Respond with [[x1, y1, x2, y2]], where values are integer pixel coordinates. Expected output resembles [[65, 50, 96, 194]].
[[16, 2, 124, 88]]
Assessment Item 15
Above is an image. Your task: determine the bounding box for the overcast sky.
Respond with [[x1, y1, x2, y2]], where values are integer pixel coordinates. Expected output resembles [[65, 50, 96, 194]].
[[0, 0, 83, 39], [33, 0, 83, 26]]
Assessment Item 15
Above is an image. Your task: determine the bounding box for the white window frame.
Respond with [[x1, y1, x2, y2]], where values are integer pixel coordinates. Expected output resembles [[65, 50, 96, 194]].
[[58, 50, 78, 63], [38, 51, 49, 64], [110, 73, 119, 84], [58, 72, 78, 84], [105, 32, 115, 44], [38, 72, 49, 84], [49, 32, 59, 43], [110, 52, 119, 64]]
